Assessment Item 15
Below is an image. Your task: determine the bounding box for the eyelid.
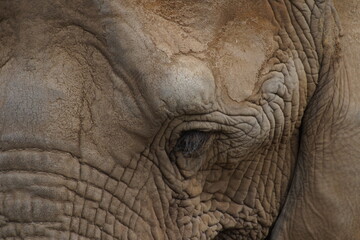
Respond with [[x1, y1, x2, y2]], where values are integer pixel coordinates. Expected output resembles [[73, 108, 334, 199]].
[[164, 117, 223, 155], [173, 130, 212, 158]]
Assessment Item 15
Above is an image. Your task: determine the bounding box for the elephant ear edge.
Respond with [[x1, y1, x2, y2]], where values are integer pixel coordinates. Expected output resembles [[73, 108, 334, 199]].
[[269, 0, 360, 239]]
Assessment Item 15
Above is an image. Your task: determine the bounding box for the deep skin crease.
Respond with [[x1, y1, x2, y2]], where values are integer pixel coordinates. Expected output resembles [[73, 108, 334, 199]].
[[0, 0, 359, 239]]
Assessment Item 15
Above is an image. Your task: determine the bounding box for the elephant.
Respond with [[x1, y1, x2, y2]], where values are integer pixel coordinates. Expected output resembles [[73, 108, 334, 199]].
[[0, 0, 359, 239]]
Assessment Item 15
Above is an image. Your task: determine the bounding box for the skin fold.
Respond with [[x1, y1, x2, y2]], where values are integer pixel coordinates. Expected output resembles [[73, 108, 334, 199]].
[[0, 0, 359, 239]]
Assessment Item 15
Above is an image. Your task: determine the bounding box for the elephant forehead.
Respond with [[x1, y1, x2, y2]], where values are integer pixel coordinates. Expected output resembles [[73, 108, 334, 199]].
[[103, 0, 279, 111]]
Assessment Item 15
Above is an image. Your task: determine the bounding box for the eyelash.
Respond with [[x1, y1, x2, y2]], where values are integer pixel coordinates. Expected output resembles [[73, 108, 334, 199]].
[[173, 130, 212, 158]]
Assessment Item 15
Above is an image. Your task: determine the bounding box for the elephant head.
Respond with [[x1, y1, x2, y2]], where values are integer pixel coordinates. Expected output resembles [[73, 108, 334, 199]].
[[0, 0, 359, 239]]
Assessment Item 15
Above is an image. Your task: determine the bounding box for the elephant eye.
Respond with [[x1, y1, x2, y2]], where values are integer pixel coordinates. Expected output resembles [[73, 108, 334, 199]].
[[174, 130, 211, 158]]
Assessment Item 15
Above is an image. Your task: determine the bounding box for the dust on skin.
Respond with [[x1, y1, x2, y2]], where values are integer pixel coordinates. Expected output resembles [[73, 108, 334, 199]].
[[115, 0, 280, 111]]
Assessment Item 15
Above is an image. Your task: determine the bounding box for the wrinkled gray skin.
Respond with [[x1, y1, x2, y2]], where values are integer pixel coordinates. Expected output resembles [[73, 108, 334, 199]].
[[0, 0, 359, 239]]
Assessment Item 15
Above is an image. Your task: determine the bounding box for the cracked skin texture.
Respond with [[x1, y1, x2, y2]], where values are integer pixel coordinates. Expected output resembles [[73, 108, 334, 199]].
[[0, 0, 359, 239]]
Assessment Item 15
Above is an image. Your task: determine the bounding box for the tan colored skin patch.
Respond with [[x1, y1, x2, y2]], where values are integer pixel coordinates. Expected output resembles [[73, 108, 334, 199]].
[[211, 16, 279, 103], [127, 0, 279, 106]]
